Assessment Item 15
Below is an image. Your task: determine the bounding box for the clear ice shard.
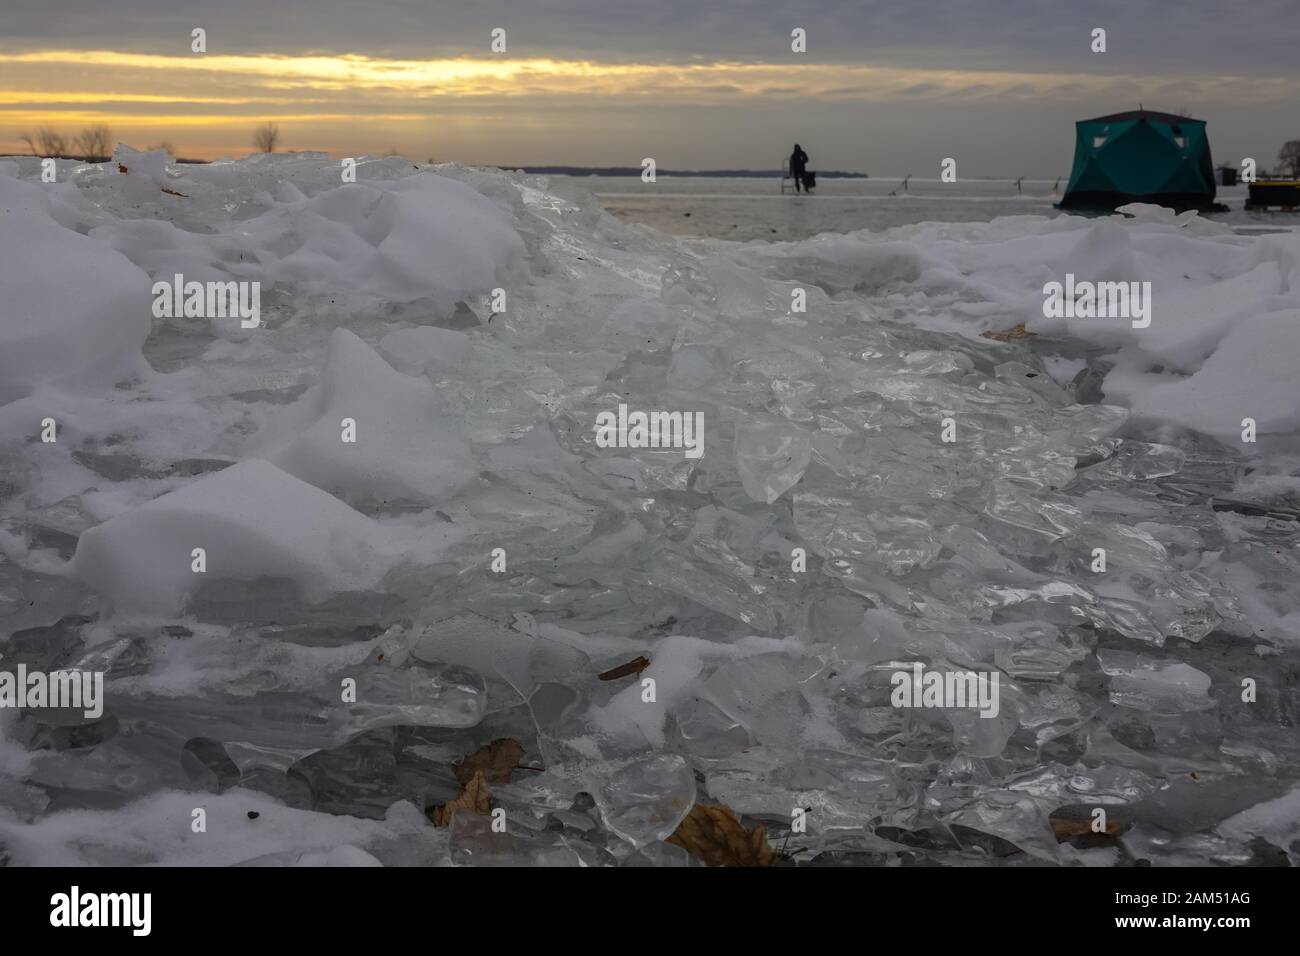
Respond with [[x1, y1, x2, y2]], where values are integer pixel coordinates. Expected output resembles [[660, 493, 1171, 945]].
[[1097, 650, 1215, 715], [705, 748, 911, 832], [700, 653, 812, 748], [347, 662, 487, 733], [734, 414, 813, 503], [594, 753, 696, 847]]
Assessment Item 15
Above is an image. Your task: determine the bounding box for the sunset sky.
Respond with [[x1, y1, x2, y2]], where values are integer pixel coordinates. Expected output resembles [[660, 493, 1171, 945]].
[[2, 1, 1297, 175]]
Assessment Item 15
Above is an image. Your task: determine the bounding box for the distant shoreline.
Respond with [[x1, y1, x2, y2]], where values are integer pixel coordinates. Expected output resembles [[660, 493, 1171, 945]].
[[494, 166, 869, 178], [3, 155, 1079, 180], [501, 168, 1076, 181]]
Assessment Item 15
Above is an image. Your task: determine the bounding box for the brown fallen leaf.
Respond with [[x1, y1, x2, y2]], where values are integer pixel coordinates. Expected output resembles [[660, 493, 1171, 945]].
[[453, 737, 526, 787], [1050, 816, 1120, 840], [117, 163, 129, 174], [598, 655, 651, 681], [980, 323, 1036, 342], [430, 769, 492, 827], [666, 802, 778, 867]]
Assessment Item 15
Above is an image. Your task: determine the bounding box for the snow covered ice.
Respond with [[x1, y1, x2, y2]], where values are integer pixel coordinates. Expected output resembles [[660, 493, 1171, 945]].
[[1, 152, 1299, 867]]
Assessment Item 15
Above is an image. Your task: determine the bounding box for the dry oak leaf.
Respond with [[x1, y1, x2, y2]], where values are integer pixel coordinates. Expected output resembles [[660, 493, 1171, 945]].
[[598, 656, 651, 681], [980, 323, 1036, 342], [430, 769, 492, 827], [1050, 816, 1120, 840], [666, 802, 778, 867], [453, 737, 526, 787]]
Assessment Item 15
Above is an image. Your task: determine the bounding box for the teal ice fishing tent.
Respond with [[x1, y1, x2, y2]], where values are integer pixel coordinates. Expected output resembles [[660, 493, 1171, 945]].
[[1059, 109, 1225, 212]]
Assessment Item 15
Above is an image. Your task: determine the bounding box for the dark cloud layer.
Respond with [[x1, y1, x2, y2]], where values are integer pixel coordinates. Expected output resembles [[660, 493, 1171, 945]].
[[2, 0, 1298, 74]]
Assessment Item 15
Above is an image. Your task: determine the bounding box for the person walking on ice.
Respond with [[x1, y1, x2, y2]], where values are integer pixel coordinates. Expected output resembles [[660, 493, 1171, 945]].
[[790, 143, 810, 193]]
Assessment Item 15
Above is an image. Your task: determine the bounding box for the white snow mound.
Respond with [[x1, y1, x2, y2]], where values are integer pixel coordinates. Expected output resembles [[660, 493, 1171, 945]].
[[0, 175, 150, 403], [249, 174, 525, 309], [256, 328, 475, 505], [72, 458, 404, 611]]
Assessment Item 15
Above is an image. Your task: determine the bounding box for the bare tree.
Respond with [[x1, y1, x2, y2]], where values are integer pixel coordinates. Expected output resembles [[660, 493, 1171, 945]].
[[147, 141, 177, 156], [253, 122, 281, 153], [38, 127, 68, 156], [20, 127, 68, 157], [74, 124, 113, 160], [1277, 140, 1300, 179]]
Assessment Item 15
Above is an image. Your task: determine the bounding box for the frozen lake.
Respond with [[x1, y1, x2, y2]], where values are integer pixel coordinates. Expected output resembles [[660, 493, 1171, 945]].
[[556, 175, 1281, 241]]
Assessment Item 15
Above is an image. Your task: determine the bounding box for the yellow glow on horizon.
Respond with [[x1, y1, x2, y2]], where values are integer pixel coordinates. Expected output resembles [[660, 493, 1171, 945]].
[[0, 91, 304, 106], [0, 110, 432, 126], [2, 47, 1288, 161], [4, 49, 1288, 101], [1, 50, 648, 90]]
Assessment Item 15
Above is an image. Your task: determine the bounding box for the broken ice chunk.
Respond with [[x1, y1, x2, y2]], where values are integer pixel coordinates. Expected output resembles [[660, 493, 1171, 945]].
[[1091, 597, 1167, 646], [0, 175, 150, 403], [1216, 785, 1300, 865], [72, 459, 436, 612], [449, 812, 584, 866], [640, 544, 777, 631], [983, 479, 1086, 544], [413, 613, 590, 702], [348, 661, 487, 732], [734, 415, 812, 504], [594, 753, 696, 847], [701, 653, 812, 748], [670, 694, 751, 758], [1107, 441, 1186, 480], [377, 326, 471, 377], [706, 747, 909, 832], [795, 494, 941, 575], [255, 329, 475, 508], [1097, 649, 1215, 715]]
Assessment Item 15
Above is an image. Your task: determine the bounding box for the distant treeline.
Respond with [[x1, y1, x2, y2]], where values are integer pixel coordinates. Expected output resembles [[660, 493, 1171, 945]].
[[493, 166, 869, 178], [3, 153, 209, 164]]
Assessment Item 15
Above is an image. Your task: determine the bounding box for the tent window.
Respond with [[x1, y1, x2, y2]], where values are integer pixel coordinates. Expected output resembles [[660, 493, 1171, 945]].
[[1173, 135, 1186, 148], [1092, 135, 1108, 148]]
